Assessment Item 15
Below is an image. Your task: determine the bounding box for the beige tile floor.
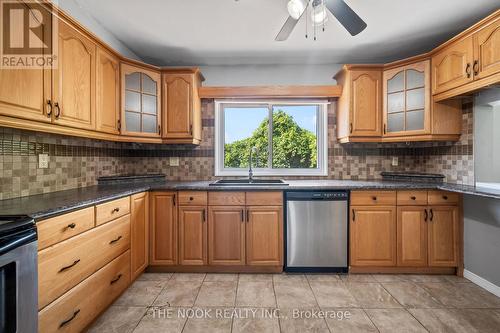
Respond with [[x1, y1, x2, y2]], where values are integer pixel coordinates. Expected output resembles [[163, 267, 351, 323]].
[[87, 273, 500, 333]]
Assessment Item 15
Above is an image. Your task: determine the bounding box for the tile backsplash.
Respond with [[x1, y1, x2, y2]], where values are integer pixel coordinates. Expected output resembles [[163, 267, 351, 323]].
[[0, 100, 473, 200]]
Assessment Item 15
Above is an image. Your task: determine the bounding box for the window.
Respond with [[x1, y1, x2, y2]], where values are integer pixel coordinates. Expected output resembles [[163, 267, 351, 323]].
[[215, 100, 328, 176]]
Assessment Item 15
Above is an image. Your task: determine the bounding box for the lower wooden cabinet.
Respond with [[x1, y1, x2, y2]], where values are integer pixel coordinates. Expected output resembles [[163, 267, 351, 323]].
[[428, 206, 459, 266], [131, 192, 149, 280], [350, 206, 397, 266], [150, 192, 177, 265], [38, 250, 130, 333], [246, 206, 283, 266], [208, 206, 246, 265], [178, 206, 207, 265], [397, 207, 428, 267]]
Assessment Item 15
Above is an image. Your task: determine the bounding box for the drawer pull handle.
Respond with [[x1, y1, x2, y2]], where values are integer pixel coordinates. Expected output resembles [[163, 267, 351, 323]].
[[54, 102, 61, 118], [466, 63, 471, 78], [59, 259, 80, 273], [442, 195, 448, 200], [411, 196, 416, 200], [372, 196, 377, 201], [430, 209, 434, 222], [59, 309, 80, 328], [109, 235, 122, 245], [65, 223, 76, 230], [112, 207, 120, 213], [110, 274, 123, 285], [202, 209, 206, 222], [424, 209, 428, 222], [352, 209, 355, 221]]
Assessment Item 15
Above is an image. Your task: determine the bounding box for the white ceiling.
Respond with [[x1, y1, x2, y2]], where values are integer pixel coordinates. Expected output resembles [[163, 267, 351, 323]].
[[73, 0, 499, 66]]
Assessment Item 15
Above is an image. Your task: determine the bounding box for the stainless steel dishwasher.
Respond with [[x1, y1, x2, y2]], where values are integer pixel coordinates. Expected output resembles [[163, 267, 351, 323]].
[[285, 191, 348, 273]]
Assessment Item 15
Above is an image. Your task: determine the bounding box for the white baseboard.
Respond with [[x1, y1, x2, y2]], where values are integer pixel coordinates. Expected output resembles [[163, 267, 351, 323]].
[[463, 269, 500, 297]]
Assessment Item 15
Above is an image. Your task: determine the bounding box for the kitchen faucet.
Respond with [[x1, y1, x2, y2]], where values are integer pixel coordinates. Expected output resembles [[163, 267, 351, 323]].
[[248, 146, 258, 181]]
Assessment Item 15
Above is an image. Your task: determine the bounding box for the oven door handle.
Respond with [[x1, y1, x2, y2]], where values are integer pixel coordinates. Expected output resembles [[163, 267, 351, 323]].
[[0, 229, 37, 256]]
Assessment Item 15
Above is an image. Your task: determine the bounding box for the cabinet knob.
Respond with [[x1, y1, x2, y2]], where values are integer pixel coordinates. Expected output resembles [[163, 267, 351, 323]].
[[411, 196, 416, 200], [46, 100, 52, 117], [372, 196, 377, 201], [473, 60, 479, 76], [442, 195, 448, 200], [189, 197, 194, 201], [466, 63, 471, 78]]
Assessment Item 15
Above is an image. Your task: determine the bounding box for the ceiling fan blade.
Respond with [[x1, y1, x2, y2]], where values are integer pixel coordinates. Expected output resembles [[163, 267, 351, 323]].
[[325, 0, 367, 36], [275, 16, 300, 41]]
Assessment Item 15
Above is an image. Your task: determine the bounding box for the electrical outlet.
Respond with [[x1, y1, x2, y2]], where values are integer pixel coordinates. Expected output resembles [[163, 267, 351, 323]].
[[38, 154, 49, 169], [392, 156, 399, 166], [169, 157, 179, 167]]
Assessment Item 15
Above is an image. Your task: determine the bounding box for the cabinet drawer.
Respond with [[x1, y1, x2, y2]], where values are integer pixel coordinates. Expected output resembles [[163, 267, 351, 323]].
[[428, 191, 460, 205], [350, 191, 396, 206], [246, 192, 283, 206], [38, 215, 130, 309], [37, 207, 95, 250], [178, 191, 207, 206], [95, 196, 130, 225], [397, 191, 428, 206], [208, 192, 245, 205], [39, 250, 130, 333]]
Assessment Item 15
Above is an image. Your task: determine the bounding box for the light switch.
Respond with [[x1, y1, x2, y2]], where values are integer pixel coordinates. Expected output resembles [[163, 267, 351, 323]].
[[169, 157, 179, 166], [392, 156, 399, 166], [38, 154, 49, 169]]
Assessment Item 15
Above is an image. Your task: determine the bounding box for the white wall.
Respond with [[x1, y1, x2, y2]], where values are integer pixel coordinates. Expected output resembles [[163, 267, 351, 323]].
[[57, 0, 142, 60], [199, 64, 342, 86]]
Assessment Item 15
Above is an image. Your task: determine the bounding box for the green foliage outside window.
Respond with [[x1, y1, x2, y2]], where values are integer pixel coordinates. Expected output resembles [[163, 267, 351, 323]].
[[224, 110, 317, 169]]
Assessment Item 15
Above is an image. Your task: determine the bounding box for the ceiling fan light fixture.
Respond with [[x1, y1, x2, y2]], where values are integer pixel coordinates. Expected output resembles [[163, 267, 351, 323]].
[[311, 4, 328, 26], [287, 0, 307, 20]]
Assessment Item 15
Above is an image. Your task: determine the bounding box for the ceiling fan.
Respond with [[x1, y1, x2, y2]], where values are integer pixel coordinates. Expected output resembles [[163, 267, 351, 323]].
[[276, 0, 367, 41]]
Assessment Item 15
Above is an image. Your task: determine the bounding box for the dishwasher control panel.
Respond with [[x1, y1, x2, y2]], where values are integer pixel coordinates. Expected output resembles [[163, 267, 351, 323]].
[[286, 191, 348, 201]]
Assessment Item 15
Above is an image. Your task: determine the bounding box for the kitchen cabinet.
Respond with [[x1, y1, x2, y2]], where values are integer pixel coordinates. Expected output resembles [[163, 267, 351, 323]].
[[178, 206, 207, 265], [162, 70, 203, 144], [383, 60, 431, 136], [96, 47, 120, 134], [397, 206, 428, 267], [431, 36, 474, 95], [428, 206, 459, 267], [0, 2, 52, 123], [121, 63, 162, 137], [473, 16, 500, 80], [150, 192, 177, 265], [208, 206, 246, 265], [246, 206, 283, 266], [130, 192, 149, 280], [350, 205, 397, 266], [52, 19, 96, 130], [335, 66, 383, 143]]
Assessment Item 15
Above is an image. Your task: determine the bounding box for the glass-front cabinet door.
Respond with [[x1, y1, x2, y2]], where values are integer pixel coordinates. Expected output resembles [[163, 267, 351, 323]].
[[121, 63, 161, 137], [383, 60, 430, 137]]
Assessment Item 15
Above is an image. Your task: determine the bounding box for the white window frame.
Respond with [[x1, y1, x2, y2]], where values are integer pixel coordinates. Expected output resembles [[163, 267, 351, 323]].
[[215, 99, 329, 177]]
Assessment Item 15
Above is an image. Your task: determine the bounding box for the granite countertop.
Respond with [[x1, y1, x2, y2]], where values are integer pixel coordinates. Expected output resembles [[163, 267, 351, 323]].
[[1, 180, 499, 221]]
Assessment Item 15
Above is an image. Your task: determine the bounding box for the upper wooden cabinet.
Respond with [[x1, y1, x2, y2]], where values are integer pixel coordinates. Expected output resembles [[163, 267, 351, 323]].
[[96, 48, 120, 134], [53, 19, 96, 130], [335, 66, 383, 143], [121, 63, 162, 138], [432, 12, 500, 100], [162, 70, 203, 144], [431, 36, 474, 96], [383, 61, 431, 136]]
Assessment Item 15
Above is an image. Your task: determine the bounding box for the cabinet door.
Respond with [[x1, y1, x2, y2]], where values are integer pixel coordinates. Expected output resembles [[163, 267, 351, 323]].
[[121, 64, 161, 137], [431, 36, 474, 95], [150, 192, 177, 265], [0, 2, 51, 123], [246, 206, 283, 266], [350, 206, 396, 266], [397, 207, 428, 267], [96, 48, 120, 134], [383, 61, 430, 136], [162, 73, 194, 139], [428, 206, 459, 267], [178, 206, 207, 265], [53, 20, 96, 130], [208, 206, 245, 265], [474, 17, 500, 80], [350, 70, 382, 137], [131, 192, 148, 280]]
